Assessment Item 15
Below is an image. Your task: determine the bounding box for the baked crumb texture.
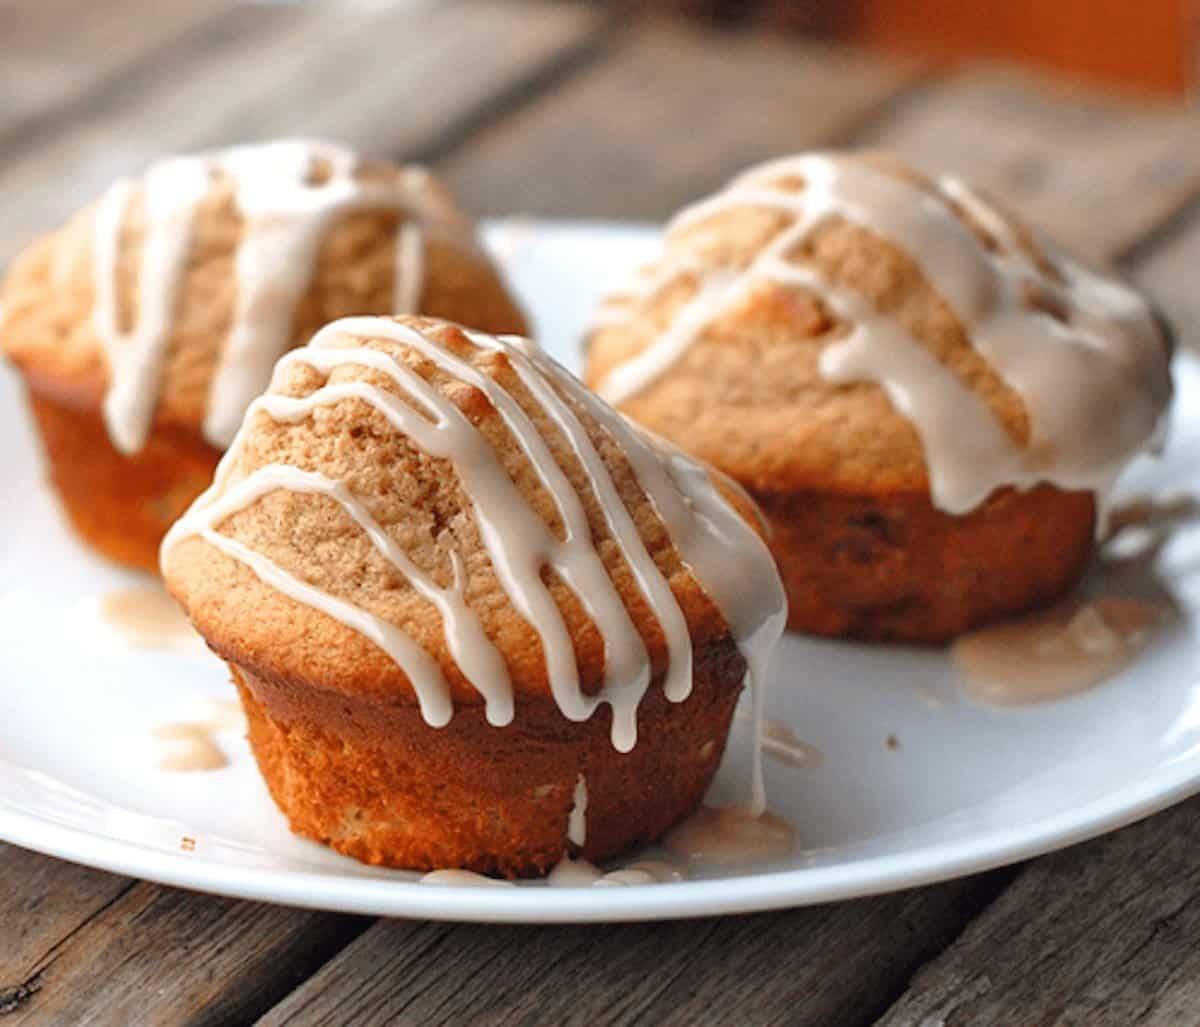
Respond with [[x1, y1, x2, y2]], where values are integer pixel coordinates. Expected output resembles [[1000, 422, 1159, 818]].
[[162, 315, 785, 875], [0, 140, 527, 571], [585, 151, 1173, 643]]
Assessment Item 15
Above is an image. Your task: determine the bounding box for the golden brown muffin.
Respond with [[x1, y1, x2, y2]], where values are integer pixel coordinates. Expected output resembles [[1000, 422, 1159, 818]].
[[161, 315, 785, 876], [584, 152, 1173, 643], [1, 140, 527, 572]]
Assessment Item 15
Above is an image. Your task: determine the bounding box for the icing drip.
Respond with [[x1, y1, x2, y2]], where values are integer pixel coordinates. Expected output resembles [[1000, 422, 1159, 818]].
[[91, 140, 465, 453], [163, 318, 786, 791], [149, 700, 245, 772], [952, 596, 1166, 706], [663, 805, 795, 866], [150, 723, 228, 772], [734, 712, 824, 769], [393, 221, 425, 314], [499, 335, 786, 811], [547, 857, 685, 886], [593, 153, 1172, 516], [419, 870, 513, 887], [92, 159, 210, 454], [99, 584, 195, 649], [567, 774, 588, 846]]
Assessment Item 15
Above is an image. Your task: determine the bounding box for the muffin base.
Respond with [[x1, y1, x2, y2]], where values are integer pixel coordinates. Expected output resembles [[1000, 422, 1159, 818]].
[[760, 484, 1096, 644], [231, 649, 743, 877], [28, 390, 221, 572]]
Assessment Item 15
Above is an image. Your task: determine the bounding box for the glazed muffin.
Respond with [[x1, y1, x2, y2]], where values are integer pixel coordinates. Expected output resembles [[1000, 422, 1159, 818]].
[[0, 139, 527, 572], [161, 315, 785, 876], [585, 152, 1173, 643]]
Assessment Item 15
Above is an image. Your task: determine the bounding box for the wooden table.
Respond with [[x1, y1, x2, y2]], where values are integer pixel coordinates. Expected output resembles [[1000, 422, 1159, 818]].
[[4, 3, 1200, 1022]]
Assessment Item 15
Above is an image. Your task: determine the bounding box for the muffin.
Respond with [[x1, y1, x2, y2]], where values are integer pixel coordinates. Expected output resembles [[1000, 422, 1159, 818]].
[[584, 152, 1173, 643], [161, 315, 785, 876], [0, 139, 527, 572]]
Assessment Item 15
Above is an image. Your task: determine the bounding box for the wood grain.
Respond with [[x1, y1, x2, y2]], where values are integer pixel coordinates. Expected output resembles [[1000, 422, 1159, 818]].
[[0, 844, 133, 1014], [861, 66, 1200, 261], [440, 20, 925, 220], [876, 795, 1200, 1026], [0, 0, 606, 265], [2, 877, 368, 1025], [0, 0, 233, 145], [259, 874, 1012, 1027]]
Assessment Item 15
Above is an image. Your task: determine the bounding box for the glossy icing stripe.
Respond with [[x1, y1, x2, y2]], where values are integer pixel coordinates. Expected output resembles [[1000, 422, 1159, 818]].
[[92, 160, 210, 453], [91, 140, 466, 454]]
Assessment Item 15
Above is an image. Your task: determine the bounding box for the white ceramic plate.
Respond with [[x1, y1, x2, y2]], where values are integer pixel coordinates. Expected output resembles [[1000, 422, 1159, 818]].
[[2, 220, 1199, 924]]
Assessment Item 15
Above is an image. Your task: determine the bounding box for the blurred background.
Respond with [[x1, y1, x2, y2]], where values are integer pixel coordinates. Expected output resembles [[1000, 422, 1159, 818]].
[[1, 0, 1198, 339]]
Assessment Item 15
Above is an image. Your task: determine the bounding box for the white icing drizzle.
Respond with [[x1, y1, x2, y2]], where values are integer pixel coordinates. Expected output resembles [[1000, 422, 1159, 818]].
[[163, 317, 786, 791], [736, 713, 823, 769], [91, 139, 469, 454], [419, 869, 513, 887], [663, 805, 795, 866], [547, 856, 604, 885], [547, 857, 685, 886], [92, 159, 210, 454], [393, 221, 425, 314], [567, 773, 588, 846], [732, 709, 822, 768], [593, 153, 1172, 516], [499, 335, 786, 811]]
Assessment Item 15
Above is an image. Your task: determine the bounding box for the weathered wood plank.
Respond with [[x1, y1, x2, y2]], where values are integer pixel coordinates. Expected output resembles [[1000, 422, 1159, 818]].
[[0, 0, 606, 265], [0, 0, 233, 144], [440, 21, 925, 220], [859, 65, 1200, 261], [0, 843, 134, 1013], [2, 874, 369, 1025], [875, 795, 1200, 1026], [259, 874, 1012, 1027]]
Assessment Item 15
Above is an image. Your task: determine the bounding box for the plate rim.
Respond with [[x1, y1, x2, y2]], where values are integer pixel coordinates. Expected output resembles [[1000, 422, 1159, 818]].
[[2, 757, 1197, 923]]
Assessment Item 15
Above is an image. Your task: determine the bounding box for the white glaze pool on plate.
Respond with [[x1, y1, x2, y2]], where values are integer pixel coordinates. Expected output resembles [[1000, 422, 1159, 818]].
[[2, 221, 1200, 923]]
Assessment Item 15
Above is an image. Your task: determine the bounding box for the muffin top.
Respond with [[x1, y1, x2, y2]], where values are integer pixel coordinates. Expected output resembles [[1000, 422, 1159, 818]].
[[0, 139, 526, 454], [161, 316, 785, 755], [585, 151, 1174, 514]]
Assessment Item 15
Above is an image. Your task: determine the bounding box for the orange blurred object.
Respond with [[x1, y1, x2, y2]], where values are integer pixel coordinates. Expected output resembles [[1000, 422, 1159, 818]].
[[853, 0, 1193, 94]]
